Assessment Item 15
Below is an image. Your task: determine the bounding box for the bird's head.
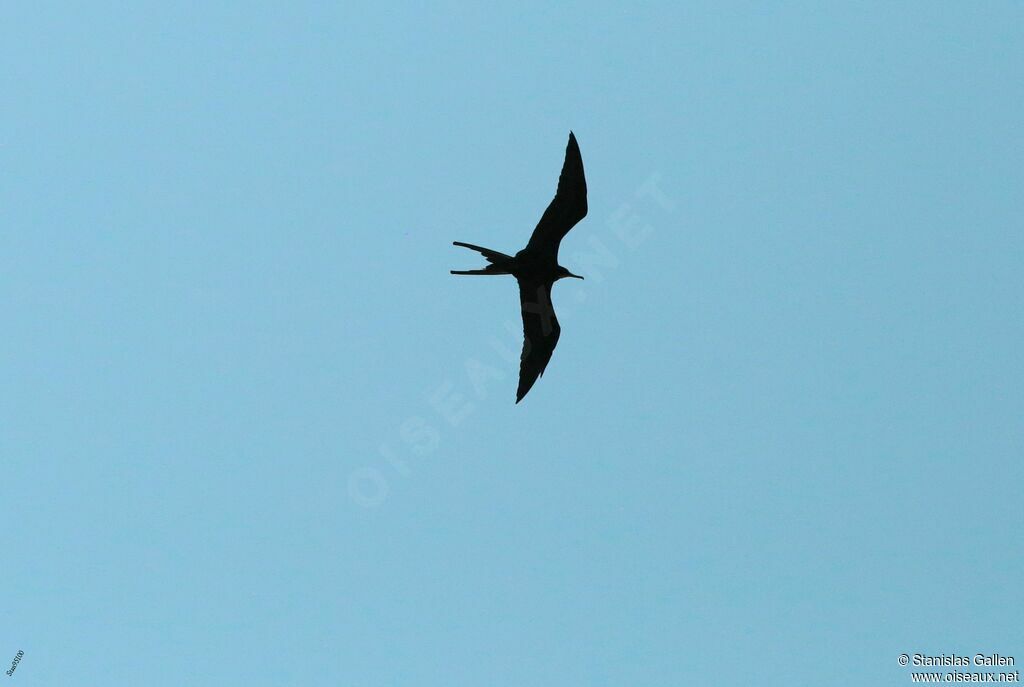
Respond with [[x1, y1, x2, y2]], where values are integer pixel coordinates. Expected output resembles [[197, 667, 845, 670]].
[[555, 266, 584, 281]]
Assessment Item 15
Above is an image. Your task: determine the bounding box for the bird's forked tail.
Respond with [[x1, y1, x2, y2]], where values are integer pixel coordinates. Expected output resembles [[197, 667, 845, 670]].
[[450, 241, 513, 275]]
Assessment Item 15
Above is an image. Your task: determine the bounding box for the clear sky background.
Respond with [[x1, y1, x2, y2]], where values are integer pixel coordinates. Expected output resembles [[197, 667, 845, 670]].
[[2, 2, 1022, 685]]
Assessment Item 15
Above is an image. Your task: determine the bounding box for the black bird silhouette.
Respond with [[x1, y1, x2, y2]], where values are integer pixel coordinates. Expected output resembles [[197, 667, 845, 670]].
[[451, 132, 588, 403]]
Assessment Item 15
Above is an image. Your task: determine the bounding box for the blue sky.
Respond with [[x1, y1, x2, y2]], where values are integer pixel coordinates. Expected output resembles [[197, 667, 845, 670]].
[[2, 2, 1022, 685]]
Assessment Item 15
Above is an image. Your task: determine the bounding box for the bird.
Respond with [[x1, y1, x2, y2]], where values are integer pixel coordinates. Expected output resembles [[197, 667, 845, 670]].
[[451, 131, 588, 403]]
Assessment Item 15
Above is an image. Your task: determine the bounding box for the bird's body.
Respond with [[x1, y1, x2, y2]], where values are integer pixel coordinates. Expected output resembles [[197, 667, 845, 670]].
[[451, 132, 588, 403]]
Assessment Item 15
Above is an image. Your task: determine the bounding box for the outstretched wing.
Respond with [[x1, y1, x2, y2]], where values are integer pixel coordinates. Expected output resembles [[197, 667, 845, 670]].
[[525, 132, 588, 254], [516, 277, 561, 403]]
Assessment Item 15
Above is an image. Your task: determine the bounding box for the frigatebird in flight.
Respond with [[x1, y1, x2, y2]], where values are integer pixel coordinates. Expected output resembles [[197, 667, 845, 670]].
[[451, 131, 588, 403]]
